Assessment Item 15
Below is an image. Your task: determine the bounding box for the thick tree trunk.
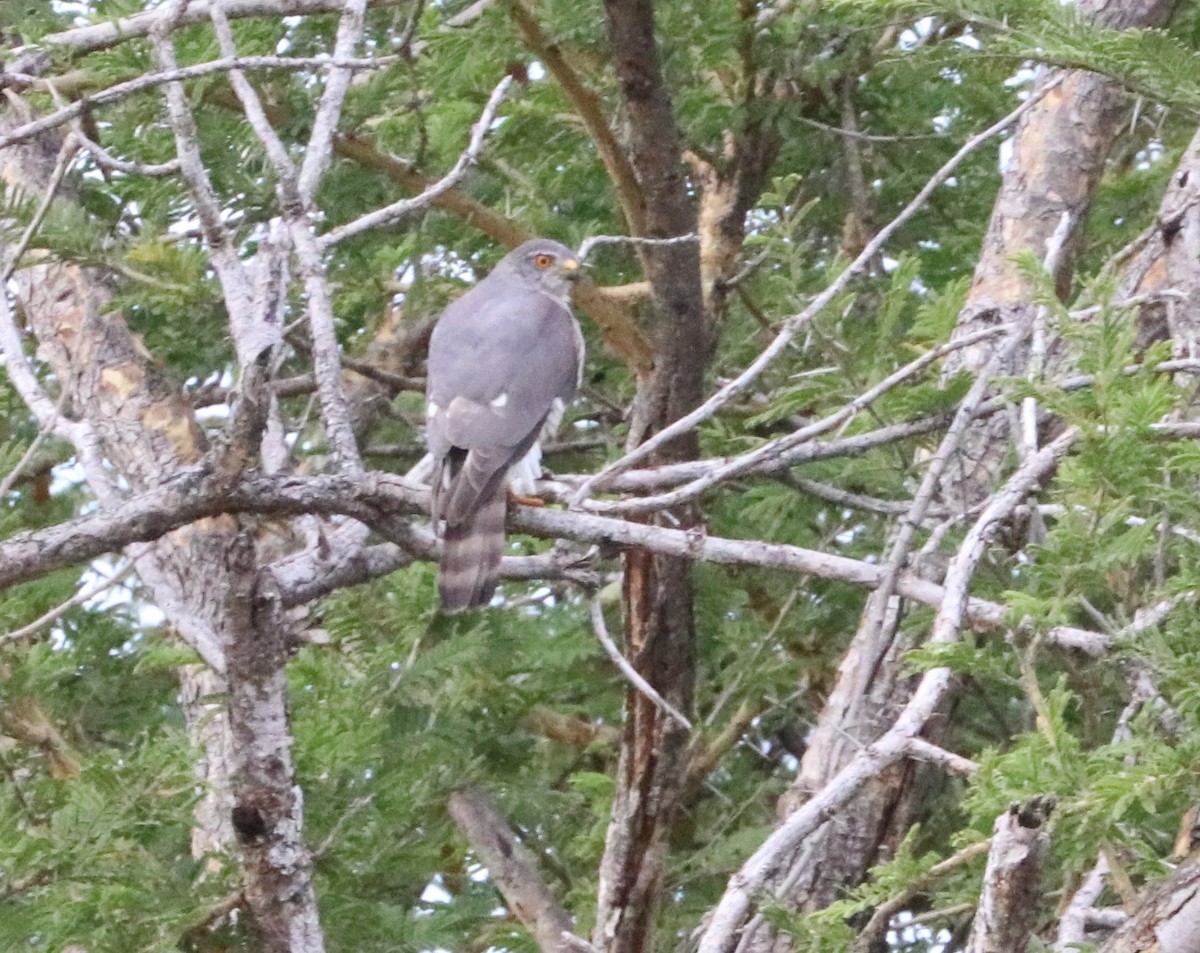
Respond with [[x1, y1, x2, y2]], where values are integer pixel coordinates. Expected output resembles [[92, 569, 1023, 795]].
[[940, 0, 1179, 511], [592, 4, 708, 953], [0, 98, 326, 952], [1120, 125, 1200, 361]]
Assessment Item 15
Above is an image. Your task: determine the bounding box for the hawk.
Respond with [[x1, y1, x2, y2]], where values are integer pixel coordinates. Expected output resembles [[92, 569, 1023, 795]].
[[425, 239, 584, 611]]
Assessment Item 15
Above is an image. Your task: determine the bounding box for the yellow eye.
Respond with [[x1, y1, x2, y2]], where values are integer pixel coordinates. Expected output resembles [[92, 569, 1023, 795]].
[[534, 254, 554, 269]]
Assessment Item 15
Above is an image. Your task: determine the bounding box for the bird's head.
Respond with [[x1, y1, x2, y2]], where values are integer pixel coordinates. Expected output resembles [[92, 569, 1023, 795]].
[[496, 239, 582, 299]]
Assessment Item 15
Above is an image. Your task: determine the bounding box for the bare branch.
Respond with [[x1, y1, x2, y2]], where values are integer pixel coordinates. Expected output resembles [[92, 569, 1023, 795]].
[[0, 277, 80, 445], [590, 594, 693, 732], [576, 232, 699, 262], [902, 737, 980, 777], [319, 75, 514, 248], [448, 786, 584, 953], [0, 563, 134, 647], [0, 461, 1106, 659], [72, 128, 182, 178], [0, 57, 392, 155], [150, 8, 253, 311], [510, 1, 646, 236], [298, 0, 370, 203], [42, 0, 406, 53], [586, 323, 1010, 515]]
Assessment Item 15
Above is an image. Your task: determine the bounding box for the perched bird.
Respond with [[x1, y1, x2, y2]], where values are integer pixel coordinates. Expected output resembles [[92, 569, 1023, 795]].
[[425, 239, 584, 611]]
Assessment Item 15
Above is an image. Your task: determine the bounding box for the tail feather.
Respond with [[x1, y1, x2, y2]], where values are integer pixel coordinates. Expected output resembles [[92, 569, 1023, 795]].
[[438, 488, 506, 612]]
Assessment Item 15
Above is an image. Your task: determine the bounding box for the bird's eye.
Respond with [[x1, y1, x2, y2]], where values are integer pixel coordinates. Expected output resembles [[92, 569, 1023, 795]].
[[534, 254, 554, 269]]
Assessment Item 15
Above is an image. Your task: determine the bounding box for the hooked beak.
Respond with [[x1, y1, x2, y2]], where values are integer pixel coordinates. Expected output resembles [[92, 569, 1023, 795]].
[[561, 257, 582, 281]]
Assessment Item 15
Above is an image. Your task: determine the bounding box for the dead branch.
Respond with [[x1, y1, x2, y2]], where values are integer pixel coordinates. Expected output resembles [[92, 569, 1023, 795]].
[[587, 323, 1010, 515], [589, 594, 693, 732], [448, 786, 586, 953], [297, 0, 369, 203], [0, 56, 390, 154], [0, 563, 134, 646], [319, 75, 514, 248], [902, 737, 980, 777], [964, 797, 1055, 953], [0, 467, 1107, 655], [41, 0, 405, 53]]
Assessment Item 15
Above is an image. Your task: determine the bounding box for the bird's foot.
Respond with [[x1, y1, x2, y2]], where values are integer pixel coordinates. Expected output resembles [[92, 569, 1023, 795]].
[[508, 490, 546, 507]]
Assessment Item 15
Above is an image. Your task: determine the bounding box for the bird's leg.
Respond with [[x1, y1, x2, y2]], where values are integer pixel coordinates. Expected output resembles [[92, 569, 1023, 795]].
[[508, 488, 547, 507]]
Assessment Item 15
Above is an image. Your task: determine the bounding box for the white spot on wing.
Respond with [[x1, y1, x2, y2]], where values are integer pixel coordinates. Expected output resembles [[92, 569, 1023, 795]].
[[490, 393, 509, 409]]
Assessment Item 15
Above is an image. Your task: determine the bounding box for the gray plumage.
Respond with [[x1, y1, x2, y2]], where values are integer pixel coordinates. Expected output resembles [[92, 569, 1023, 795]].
[[426, 239, 584, 611]]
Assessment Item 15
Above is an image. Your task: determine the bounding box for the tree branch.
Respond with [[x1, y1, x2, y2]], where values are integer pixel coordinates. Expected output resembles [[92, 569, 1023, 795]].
[[0, 461, 1107, 654], [319, 75, 514, 248], [0, 56, 391, 154], [964, 797, 1055, 953], [41, 0, 406, 53], [448, 787, 588, 953]]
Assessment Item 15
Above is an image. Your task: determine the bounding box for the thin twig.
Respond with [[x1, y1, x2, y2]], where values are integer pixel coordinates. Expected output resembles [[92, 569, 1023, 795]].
[[0, 397, 66, 500], [1, 133, 78, 283], [73, 130, 181, 177], [852, 839, 992, 953], [587, 323, 1009, 515], [589, 594, 693, 732], [0, 57, 393, 154], [576, 232, 699, 262], [0, 564, 135, 646], [319, 75, 514, 248]]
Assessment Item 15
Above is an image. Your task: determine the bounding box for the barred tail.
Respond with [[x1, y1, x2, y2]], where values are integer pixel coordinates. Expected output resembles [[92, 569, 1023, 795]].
[[438, 488, 506, 612]]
